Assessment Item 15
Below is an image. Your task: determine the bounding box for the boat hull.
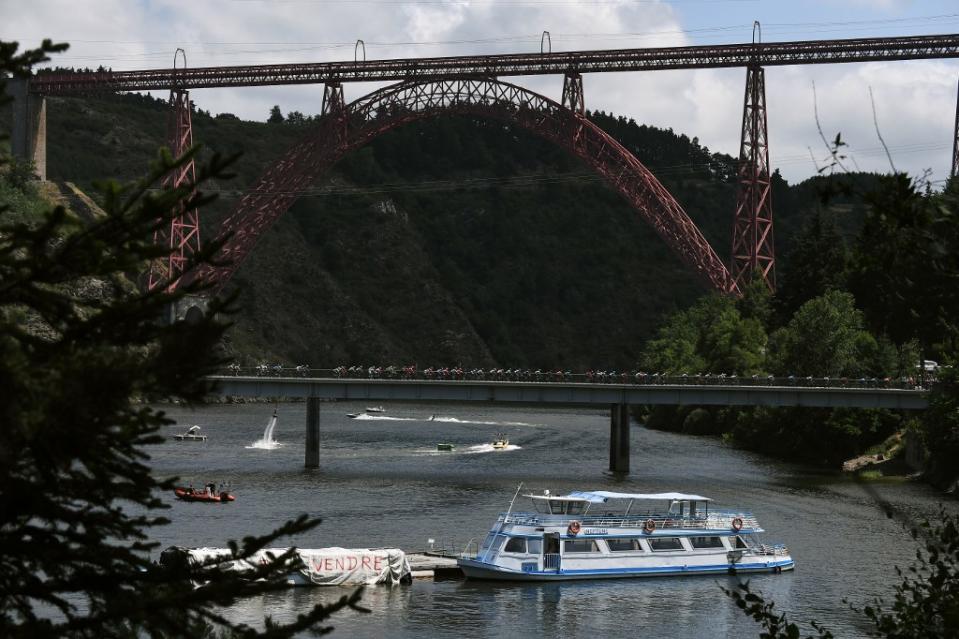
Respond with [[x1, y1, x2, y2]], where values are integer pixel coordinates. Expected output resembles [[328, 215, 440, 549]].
[[457, 557, 794, 581], [174, 487, 235, 503]]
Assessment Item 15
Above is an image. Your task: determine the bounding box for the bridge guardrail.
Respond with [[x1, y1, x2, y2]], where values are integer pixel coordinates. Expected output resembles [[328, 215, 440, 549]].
[[218, 365, 928, 391]]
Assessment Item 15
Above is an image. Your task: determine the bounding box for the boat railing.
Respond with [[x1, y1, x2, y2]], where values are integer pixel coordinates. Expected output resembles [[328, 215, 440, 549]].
[[753, 543, 789, 556], [459, 538, 478, 559], [543, 553, 560, 570], [500, 511, 761, 532]]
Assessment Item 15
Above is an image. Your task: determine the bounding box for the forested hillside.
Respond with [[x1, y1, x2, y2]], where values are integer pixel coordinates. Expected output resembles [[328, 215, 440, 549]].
[[2, 92, 876, 368]]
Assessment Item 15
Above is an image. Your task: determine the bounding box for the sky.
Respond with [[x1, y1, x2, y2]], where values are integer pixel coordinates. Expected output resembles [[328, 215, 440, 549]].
[[3, 0, 959, 185]]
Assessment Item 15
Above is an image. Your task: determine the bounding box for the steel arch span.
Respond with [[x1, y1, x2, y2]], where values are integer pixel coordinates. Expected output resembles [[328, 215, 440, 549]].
[[197, 77, 738, 294]]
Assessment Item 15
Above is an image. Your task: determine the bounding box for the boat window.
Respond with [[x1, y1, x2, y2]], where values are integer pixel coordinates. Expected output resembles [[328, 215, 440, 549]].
[[532, 500, 551, 514], [504, 537, 527, 553], [730, 536, 749, 549], [689, 536, 725, 549], [527, 539, 543, 555], [563, 539, 601, 553], [606, 538, 644, 552], [648, 537, 685, 551]]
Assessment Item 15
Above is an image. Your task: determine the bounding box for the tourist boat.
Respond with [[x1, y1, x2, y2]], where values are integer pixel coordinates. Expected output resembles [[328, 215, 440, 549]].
[[457, 490, 794, 581], [436, 443, 455, 451], [491, 434, 509, 450], [173, 425, 207, 441], [174, 483, 235, 503]]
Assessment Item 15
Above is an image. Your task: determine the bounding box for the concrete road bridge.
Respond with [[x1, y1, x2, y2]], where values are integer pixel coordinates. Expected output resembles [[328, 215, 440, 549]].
[[210, 375, 928, 473]]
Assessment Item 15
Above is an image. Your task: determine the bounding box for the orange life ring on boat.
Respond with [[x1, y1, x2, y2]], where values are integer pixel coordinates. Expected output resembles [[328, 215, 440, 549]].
[[732, 517, 744, 532], [644, 518, 656, 533], [567, 521, 581, 536]]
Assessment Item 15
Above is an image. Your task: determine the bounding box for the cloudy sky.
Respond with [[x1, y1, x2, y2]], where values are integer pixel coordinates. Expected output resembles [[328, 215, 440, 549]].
[[4, 0, 959, 185]]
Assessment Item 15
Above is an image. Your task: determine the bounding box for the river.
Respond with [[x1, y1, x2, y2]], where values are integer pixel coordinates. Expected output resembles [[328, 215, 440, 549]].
[[151, 402, 953, 637]]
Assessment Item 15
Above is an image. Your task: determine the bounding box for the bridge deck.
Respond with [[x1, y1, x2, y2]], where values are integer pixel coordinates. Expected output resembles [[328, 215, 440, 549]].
[[209, 376, 928, 410], [30, 33, 959, 94]]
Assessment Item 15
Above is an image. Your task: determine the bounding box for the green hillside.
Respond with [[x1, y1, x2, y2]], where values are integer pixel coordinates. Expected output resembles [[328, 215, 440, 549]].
[[2, 92, 874, 369]]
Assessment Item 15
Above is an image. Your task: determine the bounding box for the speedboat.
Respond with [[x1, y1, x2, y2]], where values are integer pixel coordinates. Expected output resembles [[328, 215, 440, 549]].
[[174, 425, 207, 441], [457, 490, 794, 581], [491, 434, 509, 450], [437, 443, 455, 451], [174, 483, 235, 503], [346, 413, 361, 419], [365, 406, 385, 413]]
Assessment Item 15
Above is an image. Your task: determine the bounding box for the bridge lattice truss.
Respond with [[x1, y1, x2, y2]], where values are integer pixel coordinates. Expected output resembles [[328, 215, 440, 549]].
[[195, 77, 737, 294], [30, 33, 959, 92]]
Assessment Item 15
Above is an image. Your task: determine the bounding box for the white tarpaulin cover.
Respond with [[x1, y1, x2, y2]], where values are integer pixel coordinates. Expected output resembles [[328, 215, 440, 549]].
[[160, 546, 411, 587]]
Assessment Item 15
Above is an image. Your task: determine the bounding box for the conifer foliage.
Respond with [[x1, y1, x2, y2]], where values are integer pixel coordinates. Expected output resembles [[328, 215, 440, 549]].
[[0, 40, 361, 637]]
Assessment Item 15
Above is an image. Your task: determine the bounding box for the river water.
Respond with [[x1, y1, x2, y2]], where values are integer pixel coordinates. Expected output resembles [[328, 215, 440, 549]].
[[151, 402, 953, 638]]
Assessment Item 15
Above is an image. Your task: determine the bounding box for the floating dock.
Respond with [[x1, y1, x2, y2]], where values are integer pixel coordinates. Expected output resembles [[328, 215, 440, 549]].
[[406, 552, 464, 579]]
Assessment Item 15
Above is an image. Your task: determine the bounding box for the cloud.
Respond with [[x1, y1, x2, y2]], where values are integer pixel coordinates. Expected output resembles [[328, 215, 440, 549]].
[[4, 0, 958, 184]]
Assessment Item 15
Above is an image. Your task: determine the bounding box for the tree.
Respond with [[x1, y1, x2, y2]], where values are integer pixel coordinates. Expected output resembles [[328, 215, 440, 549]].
[[267, 104, 284, 124], [736, 273, 774, 328], [850, 174, 959, 353], [285, 110, 306, 126], [725, 506, 959, 638], [921, 366, 959, 486], [0, 40, 361, 637], [640, 293, 766, 376], [775, 207, 850, 322], [767, 290, 882, 377]]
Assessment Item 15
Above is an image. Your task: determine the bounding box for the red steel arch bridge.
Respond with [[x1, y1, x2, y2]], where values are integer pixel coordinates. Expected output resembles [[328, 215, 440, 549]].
[[11, 31, 959, 297]]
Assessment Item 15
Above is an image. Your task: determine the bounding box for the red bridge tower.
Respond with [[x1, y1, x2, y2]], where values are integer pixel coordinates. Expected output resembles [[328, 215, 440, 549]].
[[731, 23, 775, 292], [147, 49, 201, 292]]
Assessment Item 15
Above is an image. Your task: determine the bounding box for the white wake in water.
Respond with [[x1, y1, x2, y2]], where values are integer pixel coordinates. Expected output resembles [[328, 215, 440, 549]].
[[349, 414, 417, 421], [464, 443, 522, 454], [430, 416, 539, 427], [246, 411, 283, 449]]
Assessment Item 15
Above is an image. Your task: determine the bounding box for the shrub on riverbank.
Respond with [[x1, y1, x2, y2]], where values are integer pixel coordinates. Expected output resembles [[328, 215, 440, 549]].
[[637, 176, 959, 477]]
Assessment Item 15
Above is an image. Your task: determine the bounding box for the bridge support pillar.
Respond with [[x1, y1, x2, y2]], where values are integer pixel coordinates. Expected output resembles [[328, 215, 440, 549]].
[[732, 63, 775, 292], [322, 81, 347, 149], [148, 83, 201, 292], [561, 72, 585, 115], [951, 74, 959, 179], [306, 397, 321, 469], [9, 78, 47, 180], [609, 403, 630, 473]]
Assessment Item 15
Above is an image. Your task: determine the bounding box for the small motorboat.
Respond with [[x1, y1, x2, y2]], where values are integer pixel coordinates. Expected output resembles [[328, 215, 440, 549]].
[[174, 483, 234, 503], [491, 434, 509, 450], [437, 443, 455, 451], [346, 413, 361, 419], [174, 425, 207, 441], [365, 406, 385, 413]]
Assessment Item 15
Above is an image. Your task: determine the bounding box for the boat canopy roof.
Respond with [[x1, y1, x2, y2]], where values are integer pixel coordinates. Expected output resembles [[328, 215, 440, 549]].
[[565, 491, 711, 503]]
